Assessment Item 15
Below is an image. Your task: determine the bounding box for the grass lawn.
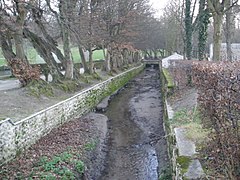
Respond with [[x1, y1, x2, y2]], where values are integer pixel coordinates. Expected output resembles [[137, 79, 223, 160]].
[[0, 47, 105, 66], [0, 49, 7, 66], [93, 49, 105, 60]]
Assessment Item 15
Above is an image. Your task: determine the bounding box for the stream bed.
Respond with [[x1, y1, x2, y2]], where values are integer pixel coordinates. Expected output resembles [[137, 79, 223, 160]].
[[100, 67, 169, 180]]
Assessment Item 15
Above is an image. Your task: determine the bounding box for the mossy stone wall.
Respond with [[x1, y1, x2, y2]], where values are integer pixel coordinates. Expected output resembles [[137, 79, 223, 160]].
[[0, 65, 143, 165]]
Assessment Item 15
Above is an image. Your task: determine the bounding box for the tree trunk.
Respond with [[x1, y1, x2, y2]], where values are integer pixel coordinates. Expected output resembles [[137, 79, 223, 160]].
[[103, 47, 111, 72], [78, 46, 89, 73], [226, 0, 234, 61], [32, 11, 67, 70], [102, 44, 106, 60], [88, 47, 94, 74], [23, 28, 63, 82], [14, 33, 28, 64], [213, 14, 223, 61], [133, 52, 139, 62], [62, 27, 73, 79], [1, 34, 41, 86], [111, 50, 118, 71], [116, 49, 123, 68], [198, 0, 210, 61], [122, 49, 129, 65], [129, 51, 133, 64], [59, 0, 74, 79], [153, 50, 158, 59], [14, 1, 28, 65], [185, 0, 192, 60], [159, 49, 164, 58], [0, 35, 16, 61]]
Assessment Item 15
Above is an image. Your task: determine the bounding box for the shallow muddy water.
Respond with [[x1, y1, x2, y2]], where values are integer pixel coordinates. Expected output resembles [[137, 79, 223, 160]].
[[100, 67, 169, 180]]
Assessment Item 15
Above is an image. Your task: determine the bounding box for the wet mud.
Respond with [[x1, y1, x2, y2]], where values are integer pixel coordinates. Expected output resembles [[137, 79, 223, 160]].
[[100, 67, 169, 180]]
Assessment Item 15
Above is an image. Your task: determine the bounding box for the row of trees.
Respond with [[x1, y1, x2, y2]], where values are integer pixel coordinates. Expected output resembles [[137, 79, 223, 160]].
[[0, 0, 162, 85], [2, 0, 238, 86], [160, 0, 239, 61]]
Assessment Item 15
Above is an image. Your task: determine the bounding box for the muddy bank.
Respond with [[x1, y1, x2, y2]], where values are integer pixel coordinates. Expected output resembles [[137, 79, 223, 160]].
[[0, 112, 109, 179], [100, 67, 169, 180]]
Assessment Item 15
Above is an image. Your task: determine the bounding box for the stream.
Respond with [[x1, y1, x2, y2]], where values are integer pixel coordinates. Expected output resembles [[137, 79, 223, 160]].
[[100, 67, 169, 180]]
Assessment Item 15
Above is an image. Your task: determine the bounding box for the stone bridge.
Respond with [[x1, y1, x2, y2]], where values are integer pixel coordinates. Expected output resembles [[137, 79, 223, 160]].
[[142, 59, 161, 68]]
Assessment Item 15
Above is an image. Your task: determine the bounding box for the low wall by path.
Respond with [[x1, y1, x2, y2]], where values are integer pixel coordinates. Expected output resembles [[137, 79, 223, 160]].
[[160, 65, 178, 179], [0, 65, 144, 165]]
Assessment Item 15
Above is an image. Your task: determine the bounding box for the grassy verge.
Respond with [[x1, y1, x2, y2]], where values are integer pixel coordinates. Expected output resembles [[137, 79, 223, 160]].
[[171, 108, 209, 145]]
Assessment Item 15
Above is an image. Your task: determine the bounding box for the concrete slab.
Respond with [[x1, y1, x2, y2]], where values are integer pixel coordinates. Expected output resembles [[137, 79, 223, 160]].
[[174, 127, 196, 157], [166, 100, 174, 119], [184, 159, 205, 179]]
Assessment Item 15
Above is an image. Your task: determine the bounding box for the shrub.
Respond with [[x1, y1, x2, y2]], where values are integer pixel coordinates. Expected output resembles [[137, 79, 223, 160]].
[[192, 61, 240, 179], [8, 58, 41, 86], [168, 60, 194, 90]]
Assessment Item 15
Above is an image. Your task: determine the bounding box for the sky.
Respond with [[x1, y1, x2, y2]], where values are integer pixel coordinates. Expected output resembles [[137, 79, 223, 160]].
[[149, 0, 169, 17]]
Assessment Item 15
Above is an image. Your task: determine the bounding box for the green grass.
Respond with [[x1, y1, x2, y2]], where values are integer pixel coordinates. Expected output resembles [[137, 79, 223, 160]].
[[176, 156, 192, 174], [93, 49, 105, 60], [162, 68, 174, 88], [0, 49, 6, 66], [0, 47, 104, 65], [171, 108, 209, 144]]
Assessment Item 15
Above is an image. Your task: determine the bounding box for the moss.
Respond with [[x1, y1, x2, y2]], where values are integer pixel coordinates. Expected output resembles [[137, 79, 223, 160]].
[[162, 68, 174, 88], [159, 165, 172, 180], [176, 156, 191, 174], [27, 79, 54, 97], [160, 69, 174, 178], [61, 114, 65, 124], [91, 72, 102, 80], [55, 80, 78, 92], [79, 75, 90, 84], [81, 72, 103, 84]]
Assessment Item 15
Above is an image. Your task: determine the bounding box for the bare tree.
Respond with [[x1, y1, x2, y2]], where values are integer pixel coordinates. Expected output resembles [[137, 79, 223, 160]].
[[207, 0, 238, 61], [225, 0, 235, 61], [161, 0, 185, 55]]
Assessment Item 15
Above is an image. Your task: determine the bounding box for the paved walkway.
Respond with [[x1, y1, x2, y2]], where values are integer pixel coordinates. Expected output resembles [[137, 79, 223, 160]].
[[0, 79, 20, 91], [174, 127, 205, 179]]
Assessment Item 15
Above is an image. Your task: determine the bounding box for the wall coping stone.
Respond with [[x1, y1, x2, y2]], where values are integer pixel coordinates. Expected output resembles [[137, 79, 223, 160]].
[[0, 64, 143, 165], [1, 65, 142, 127]]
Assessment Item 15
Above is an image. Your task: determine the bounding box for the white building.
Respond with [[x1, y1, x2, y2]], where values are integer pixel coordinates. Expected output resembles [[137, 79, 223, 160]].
[[162, 53, 184, 68]]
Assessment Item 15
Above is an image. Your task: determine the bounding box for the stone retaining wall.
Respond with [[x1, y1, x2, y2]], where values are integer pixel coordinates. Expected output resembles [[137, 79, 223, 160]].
[[0, 65, 143, 165], [160, 66, 179, 180]]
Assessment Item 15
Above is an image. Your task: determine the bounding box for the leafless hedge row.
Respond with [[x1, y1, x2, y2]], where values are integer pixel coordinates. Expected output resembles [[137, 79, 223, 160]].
[[192, 62, 240, 179], [168, 60, 194, 89]]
